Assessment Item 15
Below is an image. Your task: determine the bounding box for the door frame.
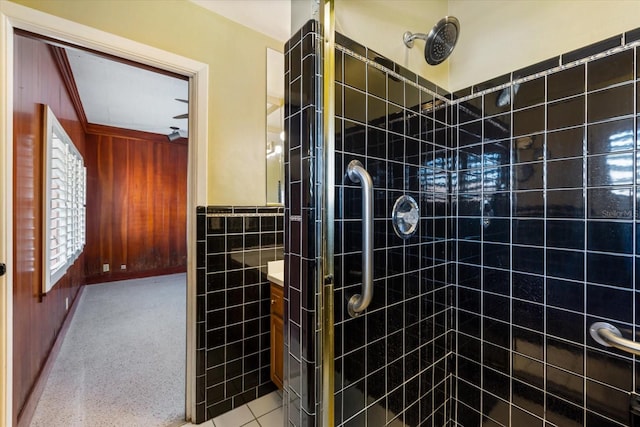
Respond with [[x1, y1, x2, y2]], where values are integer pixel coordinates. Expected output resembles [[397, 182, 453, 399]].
[[0, 2, 208, 425]]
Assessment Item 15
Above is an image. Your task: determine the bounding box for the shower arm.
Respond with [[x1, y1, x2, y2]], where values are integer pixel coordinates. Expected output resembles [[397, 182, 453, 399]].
[[403, 31, 429, 49], [346, 160, 374, 318], [590, 322, 640, 356]]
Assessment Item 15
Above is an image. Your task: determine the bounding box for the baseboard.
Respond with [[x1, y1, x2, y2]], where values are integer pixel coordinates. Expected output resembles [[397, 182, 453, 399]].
[[16, 285, 85, 427], [85, 266, 187, 285]]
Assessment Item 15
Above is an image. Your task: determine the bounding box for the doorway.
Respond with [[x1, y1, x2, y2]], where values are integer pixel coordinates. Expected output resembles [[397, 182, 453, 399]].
[[0, 3, 208, 426], [13, 30, 188, 426]]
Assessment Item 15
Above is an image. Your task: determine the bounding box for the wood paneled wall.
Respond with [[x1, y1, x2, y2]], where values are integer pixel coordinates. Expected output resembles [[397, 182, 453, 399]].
[[84, 129, 187, 283], [13, 34, 86, 424]]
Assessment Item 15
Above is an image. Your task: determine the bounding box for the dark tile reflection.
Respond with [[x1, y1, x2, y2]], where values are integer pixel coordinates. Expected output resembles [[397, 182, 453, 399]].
[[585, 348, 633, 390], [587, 253, 633, 288], [547, 307, 584, 343], [546, 249, 584, 281], [587, 152, 634, 186], [367, 64, 386, 99], [513, 273, 543, 303], [587, 49, 634, 91], [547, 159, 583, 188], [547, 127, 584, 160], [484, 88, 511, 117], [587, 187, 634, 219], [586, 379, 629, 425], [513, 219, 544, 246], [546, 220, 584, 250], [547, 96, 584, 130], [547, 189, 584, 218], [587, 118, 634, 155], [513, 106, 545, 136], [546, 394, 585, 427], [547, 365, 583, 405], [512, 353, 544, 388], [513, 77, 545, 109], [587, 83, 634, 122], [343, 87, 366, 123], [587, 221, 633, 254], [513, 134, 544, 163], [513, 245, 544, 274], [513, 191, 544, 217], [546, 278, 584, 312], [548, 65, 585, 102], [546, 336, 583, 375]]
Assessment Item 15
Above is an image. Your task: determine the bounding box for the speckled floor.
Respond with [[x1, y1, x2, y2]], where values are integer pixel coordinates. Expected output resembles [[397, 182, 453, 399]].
[[30, 274, 186, 427]]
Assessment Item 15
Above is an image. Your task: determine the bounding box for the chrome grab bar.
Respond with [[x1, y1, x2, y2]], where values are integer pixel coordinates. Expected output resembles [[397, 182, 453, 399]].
[[590, 322, 640, 356], [346, 160, 374, 318]]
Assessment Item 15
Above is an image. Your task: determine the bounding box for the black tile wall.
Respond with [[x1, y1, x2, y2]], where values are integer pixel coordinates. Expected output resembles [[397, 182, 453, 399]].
[[283, 18, 640, 427], [332, 34, 454, 426], [194, 206, 284, 423], [284, 19, 322, 427], [452, 37, 640, 427]]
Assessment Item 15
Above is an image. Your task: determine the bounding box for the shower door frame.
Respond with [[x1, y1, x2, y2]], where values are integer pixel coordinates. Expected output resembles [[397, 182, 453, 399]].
[[319, 1, 336, 426], [0, 3, 209, 425]]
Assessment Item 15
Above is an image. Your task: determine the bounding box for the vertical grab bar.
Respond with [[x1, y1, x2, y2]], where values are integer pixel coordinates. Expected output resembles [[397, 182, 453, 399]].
[[346, 160, 374, 318]]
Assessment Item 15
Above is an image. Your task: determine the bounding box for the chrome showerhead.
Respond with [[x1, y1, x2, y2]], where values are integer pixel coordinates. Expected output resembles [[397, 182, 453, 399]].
[[403, 16, 460, 65]]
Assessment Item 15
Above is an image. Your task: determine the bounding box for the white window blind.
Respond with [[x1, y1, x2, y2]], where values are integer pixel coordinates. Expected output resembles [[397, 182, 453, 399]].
[[43, 105, 86, 294]]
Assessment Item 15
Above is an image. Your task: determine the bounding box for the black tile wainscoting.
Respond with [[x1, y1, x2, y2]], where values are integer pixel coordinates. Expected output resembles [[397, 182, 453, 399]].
[[283, 21, 640, 427], [194, 206, 284, 422]]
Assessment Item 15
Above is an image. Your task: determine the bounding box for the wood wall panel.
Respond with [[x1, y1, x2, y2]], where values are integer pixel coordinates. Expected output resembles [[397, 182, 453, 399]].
[[84, 131, 187, 283], [13, 35, 86, 424]]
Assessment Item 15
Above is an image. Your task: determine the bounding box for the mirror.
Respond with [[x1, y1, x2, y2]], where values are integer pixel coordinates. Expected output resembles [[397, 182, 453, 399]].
[[266, 48, 285, 205]]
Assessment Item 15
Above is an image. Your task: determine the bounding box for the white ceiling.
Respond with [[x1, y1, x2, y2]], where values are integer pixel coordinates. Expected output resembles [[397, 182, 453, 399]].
[[66, 49, 189, 138]]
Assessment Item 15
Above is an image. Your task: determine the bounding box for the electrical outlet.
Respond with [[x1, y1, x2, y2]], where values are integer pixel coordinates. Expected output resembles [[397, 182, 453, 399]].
[[120, 264, 126, 270], [103, 263, 110, 272], [65, 297, 69, 311]]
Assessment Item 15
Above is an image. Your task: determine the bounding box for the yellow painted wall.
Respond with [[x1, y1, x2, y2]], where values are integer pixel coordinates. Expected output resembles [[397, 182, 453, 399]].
[[335, 0, 449, 90], [9, 0, 281, 206], [448, 0, 640, 91]]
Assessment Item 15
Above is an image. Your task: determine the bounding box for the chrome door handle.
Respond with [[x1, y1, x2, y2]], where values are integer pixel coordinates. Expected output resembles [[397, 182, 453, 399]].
[[590, 322, 640, 356], [346, 160, 374, 318]]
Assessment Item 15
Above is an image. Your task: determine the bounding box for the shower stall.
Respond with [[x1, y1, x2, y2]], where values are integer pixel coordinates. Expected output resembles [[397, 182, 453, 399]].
[[283, 2, 640, 426]]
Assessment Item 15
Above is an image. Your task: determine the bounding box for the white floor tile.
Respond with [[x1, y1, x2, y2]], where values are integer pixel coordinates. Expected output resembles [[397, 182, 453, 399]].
[[186, 421, 216, 426], [256, 407, 283, 427], [241, 421, 260, 427], [213, 405, 255, 427], [247, 391, 282, 417], [181, 421, 213, 427]]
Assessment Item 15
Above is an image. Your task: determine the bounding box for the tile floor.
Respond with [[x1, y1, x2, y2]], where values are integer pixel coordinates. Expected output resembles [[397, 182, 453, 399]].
[[181, 391, 283, 427]]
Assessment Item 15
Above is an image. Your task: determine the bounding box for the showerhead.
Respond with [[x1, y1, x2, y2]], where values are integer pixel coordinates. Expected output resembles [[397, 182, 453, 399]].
[[403, 16, 460, 65]]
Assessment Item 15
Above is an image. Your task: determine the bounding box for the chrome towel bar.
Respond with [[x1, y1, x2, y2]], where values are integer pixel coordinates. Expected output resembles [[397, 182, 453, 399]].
[[590, 321, 640, 356], [346, 160, 374, 318]]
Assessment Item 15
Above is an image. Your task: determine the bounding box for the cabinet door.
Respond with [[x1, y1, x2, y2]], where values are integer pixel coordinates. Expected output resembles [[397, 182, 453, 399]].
[[270, 314, 284, 389]]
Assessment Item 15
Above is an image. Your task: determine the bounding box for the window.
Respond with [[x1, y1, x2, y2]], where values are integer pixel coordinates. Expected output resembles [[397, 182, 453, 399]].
[[43, 105, 86, 293]]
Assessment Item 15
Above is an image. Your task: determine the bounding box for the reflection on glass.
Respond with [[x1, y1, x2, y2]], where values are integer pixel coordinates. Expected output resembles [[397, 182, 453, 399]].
[[266, 48, 285, 204]]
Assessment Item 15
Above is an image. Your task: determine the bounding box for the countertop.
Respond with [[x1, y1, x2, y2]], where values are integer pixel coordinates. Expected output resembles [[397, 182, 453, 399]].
[[267, 260, 284, 287]]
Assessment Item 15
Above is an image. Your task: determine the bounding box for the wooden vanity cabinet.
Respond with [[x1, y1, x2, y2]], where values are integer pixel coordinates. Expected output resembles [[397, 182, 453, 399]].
[[270, 282, 284, 389]]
